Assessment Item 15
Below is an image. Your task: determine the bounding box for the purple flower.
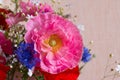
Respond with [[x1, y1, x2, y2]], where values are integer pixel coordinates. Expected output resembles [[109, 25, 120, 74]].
[[15, 41, 40, 69], [82, 47, 92, 63]]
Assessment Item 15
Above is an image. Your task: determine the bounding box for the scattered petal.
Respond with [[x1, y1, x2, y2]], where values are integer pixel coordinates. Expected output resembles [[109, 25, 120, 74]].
[[115, 65, 120, 73], [77, 24, 85, 31]]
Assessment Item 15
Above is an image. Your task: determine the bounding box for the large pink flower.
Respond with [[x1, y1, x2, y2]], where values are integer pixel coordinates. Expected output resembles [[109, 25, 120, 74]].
[[24, 13, 83, 74]]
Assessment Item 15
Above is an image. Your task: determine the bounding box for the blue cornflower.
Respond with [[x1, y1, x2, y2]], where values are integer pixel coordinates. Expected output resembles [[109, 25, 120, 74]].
[[81, 47, 92, 63], [15, 41, 39, 69]]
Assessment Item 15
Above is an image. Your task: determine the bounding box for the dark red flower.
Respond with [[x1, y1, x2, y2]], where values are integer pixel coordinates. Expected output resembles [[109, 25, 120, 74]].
[[36, 66, 80, 80], [0, 39, 13, 54], [0, 63, 10, 80], [0, 8, 11, 30], [0, 32, 13, 54], [0, 56, 6, 64]]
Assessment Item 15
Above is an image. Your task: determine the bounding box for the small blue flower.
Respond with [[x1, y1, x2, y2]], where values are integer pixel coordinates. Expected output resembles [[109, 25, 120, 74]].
[[15, 41, 39, 69], [82, 47, 92, 63]]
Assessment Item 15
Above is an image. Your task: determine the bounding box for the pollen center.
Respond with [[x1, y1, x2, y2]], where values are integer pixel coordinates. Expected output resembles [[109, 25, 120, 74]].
[[49, 39, 57, 47], [44, 34, 62, 52]]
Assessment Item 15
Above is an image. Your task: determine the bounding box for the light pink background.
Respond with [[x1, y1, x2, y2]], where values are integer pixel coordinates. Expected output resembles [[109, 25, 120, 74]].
[[2, 0, 120, 80]]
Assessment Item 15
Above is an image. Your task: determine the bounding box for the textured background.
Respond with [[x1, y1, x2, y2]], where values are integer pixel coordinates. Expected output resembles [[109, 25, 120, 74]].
[[2, 0, 120, 80]]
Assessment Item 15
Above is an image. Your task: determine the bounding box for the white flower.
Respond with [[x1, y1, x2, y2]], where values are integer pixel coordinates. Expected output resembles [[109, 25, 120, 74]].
[[28, 67, 35, 77], [26, 15, 34, 20], [30, 0, 40, 6], [115, 65, 120, 73], [77, 24, 85, 31]]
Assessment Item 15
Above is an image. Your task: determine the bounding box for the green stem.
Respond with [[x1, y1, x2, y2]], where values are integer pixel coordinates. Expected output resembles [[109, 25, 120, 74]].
[[10, 68, 16, 80], [33, 74, 39, 80], [10, 62, 18, 80], [79, 63, 86, 71], [14, 0, 18, 13], [33, 74, 44, 80]]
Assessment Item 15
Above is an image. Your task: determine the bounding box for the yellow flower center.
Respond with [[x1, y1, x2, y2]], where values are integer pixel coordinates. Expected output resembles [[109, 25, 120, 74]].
[[49, 39, 57, 47], [44, 34, 62, 52]]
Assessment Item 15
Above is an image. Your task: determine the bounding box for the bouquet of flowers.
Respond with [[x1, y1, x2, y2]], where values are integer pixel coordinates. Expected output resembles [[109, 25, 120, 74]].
[[0, 0, 93, 80]]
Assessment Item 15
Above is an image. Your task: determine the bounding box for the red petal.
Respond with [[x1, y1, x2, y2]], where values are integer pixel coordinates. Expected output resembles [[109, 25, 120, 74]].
[[36, 66, 80, 80]]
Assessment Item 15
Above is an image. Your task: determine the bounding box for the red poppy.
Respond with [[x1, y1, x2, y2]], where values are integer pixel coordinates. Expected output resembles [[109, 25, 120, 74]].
[[36, 66, 80, 80], [0, 70, 6, 80], [0, 63, 10, 80], [0, 8, 11, 30]]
